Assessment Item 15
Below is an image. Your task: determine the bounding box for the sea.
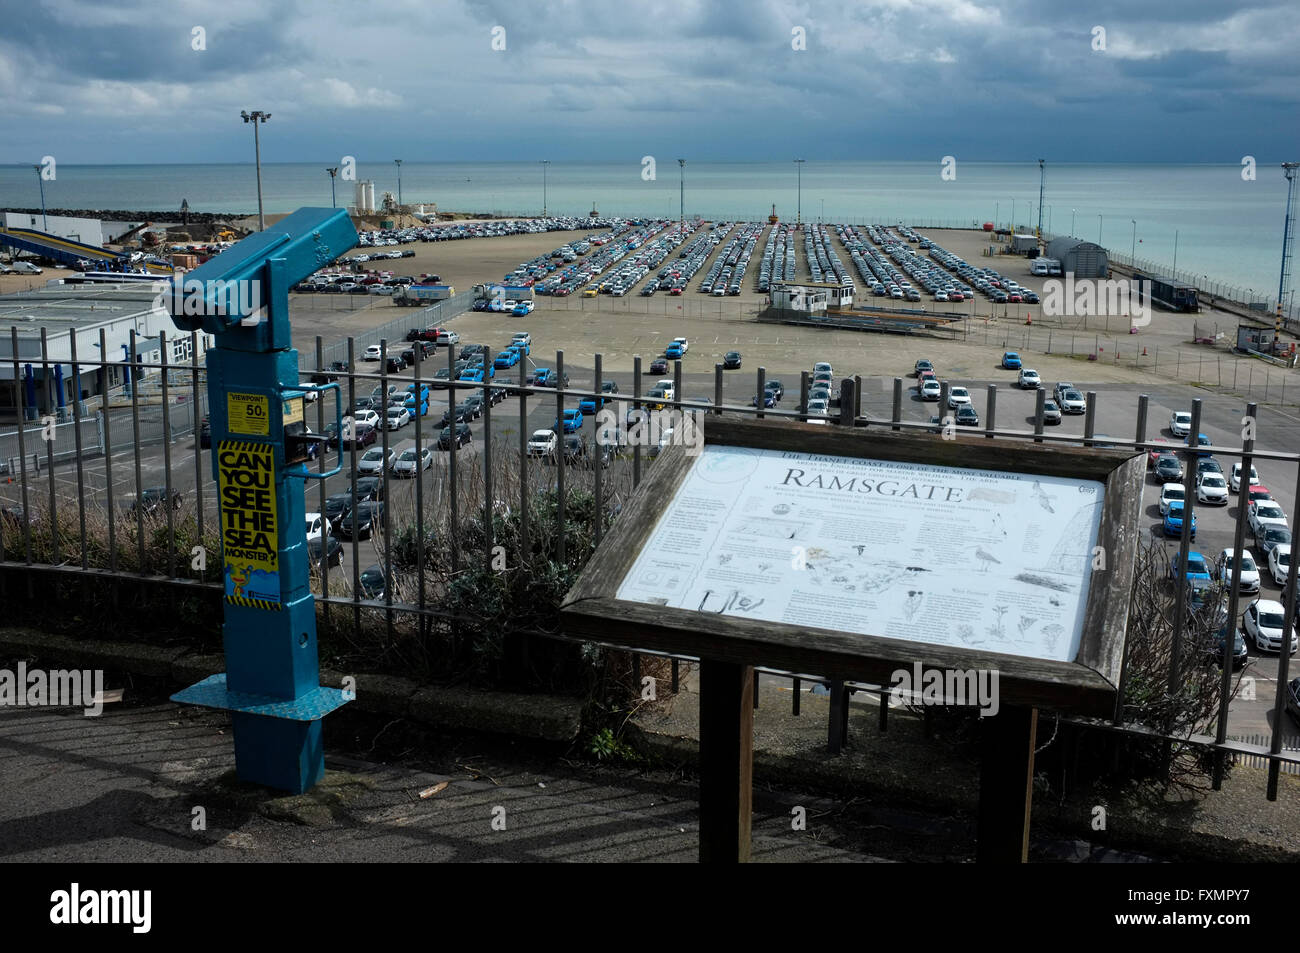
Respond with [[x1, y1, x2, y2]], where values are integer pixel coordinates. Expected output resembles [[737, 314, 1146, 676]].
[[0, 161, 1291, 301]]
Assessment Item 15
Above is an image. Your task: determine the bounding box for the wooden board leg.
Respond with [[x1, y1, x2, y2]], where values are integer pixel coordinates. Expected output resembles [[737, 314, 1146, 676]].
[[699, 659, 754, 863], [976, 705, 1038, 863]]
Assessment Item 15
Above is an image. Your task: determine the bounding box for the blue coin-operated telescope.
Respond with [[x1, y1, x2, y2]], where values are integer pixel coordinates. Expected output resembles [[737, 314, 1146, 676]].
[[168, 208, 356, 793]]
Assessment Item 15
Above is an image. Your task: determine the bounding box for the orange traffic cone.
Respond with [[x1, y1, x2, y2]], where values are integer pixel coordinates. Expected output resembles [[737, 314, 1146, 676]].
[[1142, 346, 1148, 356]]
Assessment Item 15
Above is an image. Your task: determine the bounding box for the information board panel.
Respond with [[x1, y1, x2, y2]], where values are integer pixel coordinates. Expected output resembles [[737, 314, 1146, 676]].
[[561, 418, 1145, 715], [615, 446, 1105, 663], [217, 439, 281, 609]]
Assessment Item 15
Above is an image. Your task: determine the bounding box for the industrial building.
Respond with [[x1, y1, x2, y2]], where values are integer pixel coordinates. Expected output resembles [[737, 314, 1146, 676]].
[[0, 282, 212, 422], [1046, 238, 1109, 279]]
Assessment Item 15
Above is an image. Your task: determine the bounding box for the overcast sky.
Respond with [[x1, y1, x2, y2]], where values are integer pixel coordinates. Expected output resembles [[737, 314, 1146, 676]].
[[1, 0, 1296, 163]]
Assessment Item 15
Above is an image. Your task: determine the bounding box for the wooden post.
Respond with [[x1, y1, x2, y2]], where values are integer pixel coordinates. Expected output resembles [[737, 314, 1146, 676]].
[[699, 659, 754, 863], [976, 705, 1038, 863]]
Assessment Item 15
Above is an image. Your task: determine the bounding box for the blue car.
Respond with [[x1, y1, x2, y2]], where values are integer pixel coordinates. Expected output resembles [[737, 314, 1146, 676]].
[[1163, 502, 1197, 540], [1169, 550, 1211, 581], [508, 340, 530, 356], [555, 408, 584, 433], [494, 350, 519, 369], [1186, 433, 1212, 457], [751, 392, 777, 408], [1002, 351, 1021, 369], [578, 394, 601, 414], [665, 342, 685, 359], [533, 368, 553, 386]]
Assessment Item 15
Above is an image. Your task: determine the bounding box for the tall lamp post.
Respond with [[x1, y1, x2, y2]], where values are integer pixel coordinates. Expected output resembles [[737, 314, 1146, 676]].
[[677, 159, 685, 226], [1098, 214, 1103, 245], [240, 110, 271, 231], [394, 159, 402, 206], [1036, 158, 1046, 240], [325, 167, 339, 208], [794, 159, 806, 226], [1173, 229, 1179, 273], [1130, 219, 1137, 268], [32, 164, 48, 232], [1070, 208, 1076, 237], [540, 160, 549, 216]]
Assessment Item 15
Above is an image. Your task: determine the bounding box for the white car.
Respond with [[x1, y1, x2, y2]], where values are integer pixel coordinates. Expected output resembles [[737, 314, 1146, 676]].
[[656, 379, 675, 401], [391, 446, 433, 477], [947, 386, 971, 409], [305, 512, 327, 543], [363, 344, 385, 362], [1269, 545, 1292, 587], [1054, 382, 1075, 402], [1243, 599, 1297, 654], [1158, 483, 1186, 516], [1230, 462, 1260, 493], [1058, 389, 1087, 414], [435, 329, 460, 345], [1169, 411, 1192, 437], [920, 379, 941, 401], [511, 332, 532, 347], [1196, 472, 1229, 505], [807, 398, 830, 416], [11, 261, 42, 275], [1249, 501, 1288, 537], [353, 409, 381, 429], [813, 362, 833, 377], [1217, 548, 1260, 593], [358, 447, 394, 475], [527, 429, 558, 457], [1018, 369, 1041, 389], [385, 406, 410, 430]]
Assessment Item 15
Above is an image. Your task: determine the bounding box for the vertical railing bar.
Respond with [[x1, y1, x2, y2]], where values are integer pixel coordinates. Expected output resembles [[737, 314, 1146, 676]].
[[314, 336, 329, 611], [1267, 454, 1300, 800], [555, 350, 566, 563], [482, 347, 494, 569], [39, 329, 59, 566], [130, 329, 145, 574], [9, 328, 31, 564], [191, 332, 204, 548], [412, 337, 426, 634], [100, 329, 116, 573], [68, 331, 88, 570], [347, 339, 361, 634], [159, 329, 175, 578], [447, 342, 459, 577], [518, 351, 528, 562], [593, 353, 603, 546], [380, 338, 393, 647]]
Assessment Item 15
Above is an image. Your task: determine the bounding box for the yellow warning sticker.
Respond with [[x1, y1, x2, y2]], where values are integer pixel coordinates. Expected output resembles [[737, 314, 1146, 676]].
[[283, 397, 304, 427], [227, 392, 270, 436]]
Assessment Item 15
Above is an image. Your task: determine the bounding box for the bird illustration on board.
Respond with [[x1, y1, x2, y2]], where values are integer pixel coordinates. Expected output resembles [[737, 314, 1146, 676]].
[[1032, 481, 1056, 513], [975, 547, 1002, 573]]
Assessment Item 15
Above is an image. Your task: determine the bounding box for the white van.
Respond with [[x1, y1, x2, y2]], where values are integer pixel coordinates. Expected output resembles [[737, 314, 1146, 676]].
[[1031, 259, 1051, 276]]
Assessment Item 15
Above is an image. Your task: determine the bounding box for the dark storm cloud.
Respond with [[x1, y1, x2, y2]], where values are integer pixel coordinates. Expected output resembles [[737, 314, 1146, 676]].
[[0, 0, 1294, 162]]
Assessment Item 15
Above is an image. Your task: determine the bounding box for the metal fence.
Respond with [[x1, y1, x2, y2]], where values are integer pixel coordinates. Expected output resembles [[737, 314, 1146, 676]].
[[2, 329, 1299, 797], [311, 290, 478, 370]]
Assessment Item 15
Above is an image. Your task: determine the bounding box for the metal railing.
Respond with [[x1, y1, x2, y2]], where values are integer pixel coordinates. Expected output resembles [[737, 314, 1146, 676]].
[[2, 325, 1299, 799]]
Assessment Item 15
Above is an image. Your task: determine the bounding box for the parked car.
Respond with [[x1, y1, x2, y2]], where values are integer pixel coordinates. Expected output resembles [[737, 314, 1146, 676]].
[[358, 564, 390, 600], [391, 446, 433, 477], [1258, 524, 1293, 556], [1002, 351, 1021, 369], [1169, 411, 1192, 437], [385, 406, 410, 430], [1243, 599, 1298, 654], [1163, 501, 1196, 540], [438, 423, 472, 449], [947, 386, 972, 409], [307, 536, 344, 569], [1248, 501, 1289, 538], [1154, 453, 1184, 484], [723, 351, 742, 369], [127, 487, 182, 516], [1230, 463, 1260, 493], [1058, 389, 1087, 414], [1158, 483, 1186, 516], [1269, 545, 1293, 587], [1017, 368, 1041, 389], [527, 429, 559, 457], [1196, 472, 1230, 505], [1169, 550, 1212, 582], [1217, 548, 1261, 593], [336, 501, 384, 540], [1041, 400, 1062, 425], [649, 358, 669, 375], [1208, 625, 1248, 670], [920, 379, 942, 401], [358, 446, 395, 475]]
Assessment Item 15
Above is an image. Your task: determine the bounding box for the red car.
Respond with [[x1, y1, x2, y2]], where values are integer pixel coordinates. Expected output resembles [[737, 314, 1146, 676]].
[[649, 358, 669, 375], [1248, 485, 1272, 504], [1146, 438, 1175, 468], [1008, 292, 1023, 303]]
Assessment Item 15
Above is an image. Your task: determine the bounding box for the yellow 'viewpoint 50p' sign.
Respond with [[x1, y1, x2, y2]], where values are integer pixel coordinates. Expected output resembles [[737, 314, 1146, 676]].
[[217, 440, 281, 609]]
